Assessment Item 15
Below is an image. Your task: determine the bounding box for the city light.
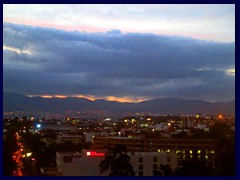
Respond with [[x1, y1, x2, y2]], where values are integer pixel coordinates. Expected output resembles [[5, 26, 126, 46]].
[[36, 124, 41, 128], [86, 151, 105, 157], [26, 152, 32, 157], [131, 119, 136, 124], [218, 114, 223, 119]]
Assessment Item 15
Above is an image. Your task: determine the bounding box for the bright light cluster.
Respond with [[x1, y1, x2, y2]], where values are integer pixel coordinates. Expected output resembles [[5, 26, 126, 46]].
[[86, 151, 105, 157]]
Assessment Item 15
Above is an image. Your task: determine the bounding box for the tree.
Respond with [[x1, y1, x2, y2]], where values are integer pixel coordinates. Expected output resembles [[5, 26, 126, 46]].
[[190, 128, 208, 139], [3, 131, 18, 176], [214, 136, 235, 175], [208, 122, 231, 138], [99, 144, 135, 176]]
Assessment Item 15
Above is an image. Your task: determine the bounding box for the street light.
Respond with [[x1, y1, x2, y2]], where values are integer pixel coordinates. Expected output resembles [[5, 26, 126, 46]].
[[26, 152, 32, 157]]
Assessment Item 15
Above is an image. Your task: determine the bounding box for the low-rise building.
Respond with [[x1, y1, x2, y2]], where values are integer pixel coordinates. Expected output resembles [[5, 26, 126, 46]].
[[93, 137, 219, 167], [130, 152, 177, 176], [56, 149, 177, 176], [56, 150, 108, 176]]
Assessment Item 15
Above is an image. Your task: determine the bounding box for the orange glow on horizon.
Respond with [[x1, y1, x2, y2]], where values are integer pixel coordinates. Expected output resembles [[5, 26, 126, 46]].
[[39, 95, 67, 98], [73, 95, 96, 101], [27, 94, 148, 103], [105, 96, 145, 103], [41, 95, 52, 98], [54, 95, 68, 98]]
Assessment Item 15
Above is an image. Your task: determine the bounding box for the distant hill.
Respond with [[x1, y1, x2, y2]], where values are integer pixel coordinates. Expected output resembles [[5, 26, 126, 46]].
[[3, 92, 235, 116]]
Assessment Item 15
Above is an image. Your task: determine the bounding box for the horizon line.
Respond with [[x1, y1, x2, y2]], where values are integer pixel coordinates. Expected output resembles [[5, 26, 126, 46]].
[[3, 92, 235, 103]]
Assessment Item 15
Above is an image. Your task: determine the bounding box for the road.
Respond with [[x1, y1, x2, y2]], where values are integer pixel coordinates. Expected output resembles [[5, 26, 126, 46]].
[[12, 132, 36, 176]]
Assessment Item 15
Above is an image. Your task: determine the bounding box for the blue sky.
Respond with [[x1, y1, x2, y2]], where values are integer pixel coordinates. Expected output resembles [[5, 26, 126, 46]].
[[3, 4, 235, 102]]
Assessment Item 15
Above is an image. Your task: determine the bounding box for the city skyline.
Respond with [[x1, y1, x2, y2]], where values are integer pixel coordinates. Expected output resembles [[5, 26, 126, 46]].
[[3, 4, 235, 102]]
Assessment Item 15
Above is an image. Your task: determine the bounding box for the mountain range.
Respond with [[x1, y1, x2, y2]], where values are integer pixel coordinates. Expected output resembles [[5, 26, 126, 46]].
[[3, 92, 235, 116]]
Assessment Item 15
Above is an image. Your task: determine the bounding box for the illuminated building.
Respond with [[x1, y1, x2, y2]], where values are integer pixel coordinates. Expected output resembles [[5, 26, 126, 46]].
[[56, 150, 108, 176], [130, 152, 177, 176], [93, 137, 219, 167], [56, 149, 177, 176]]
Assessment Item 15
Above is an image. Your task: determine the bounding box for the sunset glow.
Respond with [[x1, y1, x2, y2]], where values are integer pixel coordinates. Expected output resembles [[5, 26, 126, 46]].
[[3, 4, 235, 177], [4, 4, 235, 102], [3, 4, 235, 42], [105, 96, 146, 103], [27, 94, 147, 103], [40, 95, 67, 99]]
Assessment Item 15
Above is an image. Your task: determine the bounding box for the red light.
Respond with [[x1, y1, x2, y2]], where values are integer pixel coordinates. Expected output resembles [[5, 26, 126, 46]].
[[86, 151, 105, 157]]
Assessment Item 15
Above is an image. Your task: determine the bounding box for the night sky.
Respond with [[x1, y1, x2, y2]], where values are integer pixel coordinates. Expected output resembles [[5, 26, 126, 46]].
[[3, 4, 235, 102]]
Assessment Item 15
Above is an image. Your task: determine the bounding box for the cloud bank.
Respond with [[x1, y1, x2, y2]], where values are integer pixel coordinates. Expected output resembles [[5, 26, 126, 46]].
[[3, 23, 235, 102]]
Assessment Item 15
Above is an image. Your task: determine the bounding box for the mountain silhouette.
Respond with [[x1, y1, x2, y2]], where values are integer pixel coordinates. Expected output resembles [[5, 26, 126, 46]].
[[3, 92, 235, 116]]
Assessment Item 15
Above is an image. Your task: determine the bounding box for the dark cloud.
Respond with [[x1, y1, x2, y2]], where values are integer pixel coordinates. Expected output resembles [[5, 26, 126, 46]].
[[3, 23, 235, 101]]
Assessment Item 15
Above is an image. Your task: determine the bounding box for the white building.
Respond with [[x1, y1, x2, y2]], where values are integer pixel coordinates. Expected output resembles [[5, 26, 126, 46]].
[[56, 150, 108, 176], [130, 152, 177, 176], [56, 149, 177, 176]]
